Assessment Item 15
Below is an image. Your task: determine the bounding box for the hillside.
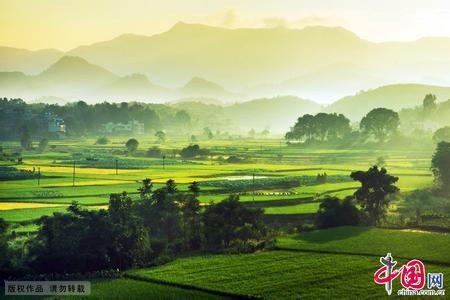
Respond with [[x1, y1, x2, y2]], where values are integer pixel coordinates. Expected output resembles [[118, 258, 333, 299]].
[[325, 84, 450, 120], [0, 46, 63, 75], [180, 77, 238, 101], [171, 96, 320, 133]]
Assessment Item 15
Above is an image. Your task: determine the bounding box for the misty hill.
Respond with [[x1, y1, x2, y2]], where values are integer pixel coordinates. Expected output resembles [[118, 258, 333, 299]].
[[2, 23, 450, 102], [0, 56, 236, 101], [325, 84, 450, 120], [180, 77, 238, 101], [100, 73, 171, 101], [57, 23, 450, 101], [0, 56, 119, 100], [174, 96, 320, 133], [0, 46, 63, 75]]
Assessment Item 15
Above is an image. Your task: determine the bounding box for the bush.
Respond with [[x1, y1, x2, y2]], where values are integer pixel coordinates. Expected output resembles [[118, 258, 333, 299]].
[[146, 147, 162, 158], [226, 155, 244, 163], [96, 137, 110, 145], [180, 144, 208, 159], [125, 138, 139, 153], [315, 196, 360, 228]]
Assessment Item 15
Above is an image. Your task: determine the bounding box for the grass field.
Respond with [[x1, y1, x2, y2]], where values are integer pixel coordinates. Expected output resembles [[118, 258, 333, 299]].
[[276, 226, 450, 264], [129, 250, 449, 299], [0, 138, 437, 227]]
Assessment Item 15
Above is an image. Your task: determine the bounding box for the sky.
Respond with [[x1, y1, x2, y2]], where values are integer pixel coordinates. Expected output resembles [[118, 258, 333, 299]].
[[1, 0, 450, 51]]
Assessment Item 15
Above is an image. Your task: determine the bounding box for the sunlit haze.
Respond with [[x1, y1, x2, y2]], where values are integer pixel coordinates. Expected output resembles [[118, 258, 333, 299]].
[[1, 0, 450, 50]]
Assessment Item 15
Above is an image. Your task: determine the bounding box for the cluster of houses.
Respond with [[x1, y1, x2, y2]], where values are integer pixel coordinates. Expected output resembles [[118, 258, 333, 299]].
[[45, 113, 145, 136]]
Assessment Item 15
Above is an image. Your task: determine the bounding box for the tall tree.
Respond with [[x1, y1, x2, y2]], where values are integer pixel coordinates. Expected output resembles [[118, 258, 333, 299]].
[[423, 94, 437, 114], [188, 181, 200, 197], [350, 166, 399, 225], [360, 108, 399, 142], [431, 141, 450, 194], [20, 125, 32, 149], [155, 130, 166, 143]]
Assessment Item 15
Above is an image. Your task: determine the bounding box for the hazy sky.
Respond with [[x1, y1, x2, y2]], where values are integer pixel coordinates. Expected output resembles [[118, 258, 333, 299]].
[[1, 0, 450, 50]]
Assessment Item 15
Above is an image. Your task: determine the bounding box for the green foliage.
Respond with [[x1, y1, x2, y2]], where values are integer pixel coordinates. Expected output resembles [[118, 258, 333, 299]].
[[95, 136, 110, 145], [433, 126, 450, 143], [19, 125, 32, 149], [38, 138, 49, 152], [315, 197, 360, 228], [0, 218, 10, 278], [180, 144, 208, 159], [351, 166, 399, 225], [0, 166, 40, 181], [398, 189, 448, 225], [203, 195, 266, 248], [125, 138, 139, 153], [28, 199, 150, 273], [286, 113, 351, 142], [423, 93, 437, 113], [431, 141, 450, 194], [154, 130, 166, 143], [146, 146, 161, 158], [360, 108, 399, 142]]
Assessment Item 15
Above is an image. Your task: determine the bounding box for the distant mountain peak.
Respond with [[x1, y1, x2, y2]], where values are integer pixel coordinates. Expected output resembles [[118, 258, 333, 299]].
[[40, 55, 116, 78], [184, 77, 225, 91]]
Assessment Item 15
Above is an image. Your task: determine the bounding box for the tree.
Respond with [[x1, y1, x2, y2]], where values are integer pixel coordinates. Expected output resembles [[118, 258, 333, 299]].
[[190, 135, 197, 142], [285, 113, 351, 142], [399, 189, 445, 225], [261, 127, 270, 137], [0, 218, 11, 278], [431, 142, 450, 194], [350, 166, 399, 225], [95, 137, 109, 145], [203, 195, 266, 248], [423, 94, 437, 114], [38, 138, 49, 152], [19, 125, 32, 149], [203, 127, 214, 140], [248, 129, 256, 138], [315, 197, 360, 228], [155, 130, 166, 143], [125, 138, 139, 153], [188, 181, 200, 197], [360, 108, 399, 142], [108, 193, 151, 269], [433, 127, 450, 143], [180, 144, 208, 159]]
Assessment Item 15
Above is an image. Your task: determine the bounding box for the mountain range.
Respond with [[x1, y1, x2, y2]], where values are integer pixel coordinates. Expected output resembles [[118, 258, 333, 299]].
[[2, 22, 450, 103]]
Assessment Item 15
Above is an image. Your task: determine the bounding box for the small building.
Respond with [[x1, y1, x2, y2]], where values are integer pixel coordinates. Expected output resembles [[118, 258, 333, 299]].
[[44, 112, 66, 136]]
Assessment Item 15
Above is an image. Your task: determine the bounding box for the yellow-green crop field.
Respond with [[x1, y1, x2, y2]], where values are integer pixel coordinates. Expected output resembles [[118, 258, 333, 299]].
[[0, 137, 435, 231]]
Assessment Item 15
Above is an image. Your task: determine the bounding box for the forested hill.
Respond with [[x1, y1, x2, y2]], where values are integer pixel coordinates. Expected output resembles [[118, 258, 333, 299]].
[[325, 84, 450, 120]]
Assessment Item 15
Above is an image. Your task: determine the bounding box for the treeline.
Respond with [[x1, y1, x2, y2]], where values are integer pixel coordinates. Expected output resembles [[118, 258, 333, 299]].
[[286, 108, 400, 144], [0, 180, 269, 278], [286, 94, 450, 145], [0, 98, 193, 138]]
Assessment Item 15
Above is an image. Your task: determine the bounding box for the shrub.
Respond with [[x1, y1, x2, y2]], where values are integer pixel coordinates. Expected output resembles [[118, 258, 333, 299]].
[[315, 196, 360, 228], [96, 137, 110, 145], [146, 147, 162, 158]]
